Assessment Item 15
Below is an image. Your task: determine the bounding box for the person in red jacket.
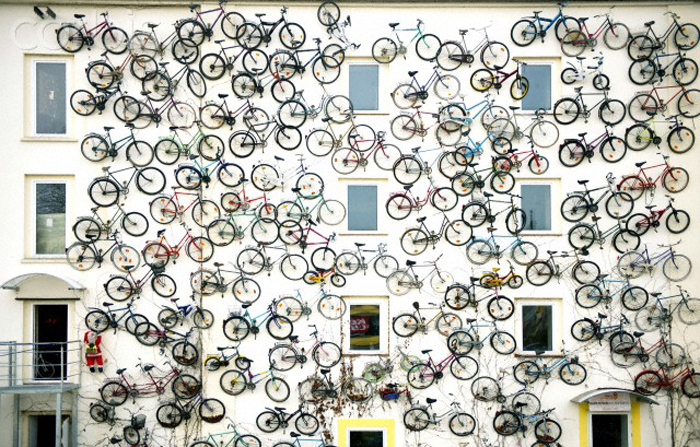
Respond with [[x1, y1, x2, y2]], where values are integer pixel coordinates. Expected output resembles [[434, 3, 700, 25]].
[[84, 331, 103, 373]]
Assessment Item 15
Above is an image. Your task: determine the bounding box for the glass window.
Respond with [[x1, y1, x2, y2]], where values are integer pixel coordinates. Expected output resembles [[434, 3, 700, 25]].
[[349, 65, 379, 111], [522, 305, 552, 352], [592, 414, 629, 447], [522, 64, 551, 111], [521, 184, 551, 231], [349, 430, 385, 447], [348, 185, 377, 231], [349, 304, 380, 352], [34, 61, 67, 135], [35, 182, 66, 255]]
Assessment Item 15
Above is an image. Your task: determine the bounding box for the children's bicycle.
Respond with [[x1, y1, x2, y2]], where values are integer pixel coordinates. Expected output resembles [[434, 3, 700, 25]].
[[561, 54, 609, 90], [626, 196, 690, 236], [470, 59, 529, 100]]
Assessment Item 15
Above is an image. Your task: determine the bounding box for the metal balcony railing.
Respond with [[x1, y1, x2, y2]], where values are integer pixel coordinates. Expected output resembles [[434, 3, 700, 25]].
[[0, 340, 82, 392]]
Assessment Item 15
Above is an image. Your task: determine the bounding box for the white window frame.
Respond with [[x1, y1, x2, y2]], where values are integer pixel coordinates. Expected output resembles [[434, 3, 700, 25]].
[[348, 63, 380, 112], [588, 412, 633, 447], [515, 298, 562, 356], [30, 178, 69, 258], [347, 428, 388, 447], [30, 58, 70, 137], [340, 178, 387, 235], [517, 178, 560, 235], [341, 57, 388, 115], [342, 296, 389, 356], [518, 58, 558, 113]]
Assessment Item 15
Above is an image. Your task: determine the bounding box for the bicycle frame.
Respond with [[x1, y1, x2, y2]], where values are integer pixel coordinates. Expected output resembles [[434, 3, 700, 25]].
[[117, 365, 181, 396]]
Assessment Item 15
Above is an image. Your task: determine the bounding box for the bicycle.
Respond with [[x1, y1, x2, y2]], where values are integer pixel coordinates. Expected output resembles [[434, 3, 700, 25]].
[[462, 191, 527, 234], [334, 242, 399, 278], [279, 219, 344, 259], [634, 286, 700, 330], [229, 116, 302, 154], [617, 153, 689, 200], [270, 38, 341, 84], [156, 393, 225, 427], [256, 404, 319, 435], [69, 83, 139, 120], [560, 54, 609, 90], [177, 0, 244, 45], [571, 313, 633, 348], [625, 114, 696, 154], [470, 59, 529, 100], [298, 368, 373, 403], [100, 362, 200, 406], [399, 214, 472, 256], [560, 175, 634, 222], [149, 188, 222, 227], [392, 300, 463, 338], [560, 10, 631, 56], [268, 324, 342, 370], [493, 407, 562, 443], [394, 146, 469, 185], [553, 86, 626, 126], [377, 382, 414, 403], [142, 60, 207, 99], [302, 268, 346, 288], [128, 21, 196, 59], [89, 402, 147, 443], [574, 275, 648, 310], [266, 432, 334, 447], [525, 249, 601, 286], [635, 362, 700, 397], [567, 215, 640, 254], [510, 2, 579, 46], [447, 318, 517, 356], [223, 300, 293, 341], [436, 25, 510, 71], [390, 106, 454, 145], [142, 224, 215, 265], [87, 164, 166, 207], [219, 365, 291, 402], [386, 177, 459, 220], [362, 348, 421, 383], [611, 330, 686, 368], [230, 59, 297, 101], [627, 81, 700, 123], [493, 141, 550, 174], [406, 349, 479, 389], [236, 243, 309, 281], [277, 83, 354, 128], [131, 93, 197, 129], [558, 127, 628, 166], [153, 123, 224, 164], [275, 286, 347, 321], [631, 50, 698, 86], [250, 155, 324, 197], [204, 344, 251, 371], [628, 12, 699, 60], [189, 419, 261, 447], [443, 279, 516, 320], [84, 51, 156, 89], [465, 227, 538, 266], [190, 262, 262, 303], [133, 325, 199, 365], [235, 6, 304, 50], [330, 131, 402, 174], [478, 262, 524, 289], [488, 107, 560, 148], [199, 40, 269, 81], [626, 196, 690, 236], [80, 124, 154, 167], [391, 67, 461, 109], [66, 230, 141, 272], [199, 95, 269, 131], [306, 116, 377, 156], [157, 297, 214, 330], [85, 301, 148, 335], [56, 11, 128, 53], [403, 397, 476, 436], [219, 178, 276, 217], [387, 256, 455, 295], [372, 19, 441, 63]]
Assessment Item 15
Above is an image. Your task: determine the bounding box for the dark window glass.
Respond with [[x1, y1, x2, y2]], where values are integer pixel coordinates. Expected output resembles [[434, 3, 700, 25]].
[[35, 62, 67, 134], [592, 414, 628, 447], [349, 65, 379, 111], [522, 184, 551, 231], [349, 430, 384, 447], [35, 183, 66, 255], [349, 304, 380, 351], [522, 305, 552, 351], [522, 64, 551, 111], [348, 185, 378, 231]]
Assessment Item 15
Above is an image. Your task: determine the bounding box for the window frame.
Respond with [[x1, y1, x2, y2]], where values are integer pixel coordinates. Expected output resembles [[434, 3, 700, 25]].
[[30, 57, 70, 137], [347, 184, 379, 232], [348, 64, 380, 112], [29, 177, 69, 259], [515, 297, 562, 356], [518, 58, 558, 113], [517, 178, 560, 236], [341, 296, 390, 356]]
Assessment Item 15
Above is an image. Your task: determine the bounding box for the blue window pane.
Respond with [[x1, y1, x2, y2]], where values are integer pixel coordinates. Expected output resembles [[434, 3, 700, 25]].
[[349, 65, 379, 111], [522, 184, 551, 231], [35, 62, 67, 134], [348, 185, 377, 231], [522, 64, 551, 111], [522, 305, 552, 351]]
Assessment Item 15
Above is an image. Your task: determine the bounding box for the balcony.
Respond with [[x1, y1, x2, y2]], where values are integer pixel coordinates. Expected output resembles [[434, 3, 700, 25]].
[[0, 340, 81, 394]]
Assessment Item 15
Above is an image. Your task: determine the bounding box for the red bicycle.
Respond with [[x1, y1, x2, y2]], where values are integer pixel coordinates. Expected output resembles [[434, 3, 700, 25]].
[[617, 153, 689, 201], [142, 223, 215, 265], [470, 59, 530, 100], [100, 362, 200, 406], [279, 221, 337, 269], [385, 179, 459, 220], [493, 141, 550, 174], [626, 196, 690, 236], [56, 11, 129, 54], [628, 83, 700, 122], [149, 188, 221, 227], [220, 179, 277, 219], [634, 362, 700, 397]]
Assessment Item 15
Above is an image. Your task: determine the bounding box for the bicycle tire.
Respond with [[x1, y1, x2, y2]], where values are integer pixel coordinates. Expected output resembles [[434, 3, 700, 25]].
[[56, 24, 85, 52], [256, 411, 281, 433], [480, 41, 510, 70], [310, 247, 336, 270], [436, 41, 465, 71], [490, 330, 516, 355], [487, 295, 514, 320], [553, 97, 580, 125], [242, 49, 270, 75], [415, 33, 441, 61], [100, 381, 128, 406], [223, 316, 251, 342], [449, 412, 476, 436], [662, 254, 692, 282], [535, 419, 562, 443], [312, 341, 342, 368], [513, 361, 540, 385], [404, 407, 430, 431], [667, 126, 695, 154], [511, 241, 538, 265], [635, 370, 662, 395], [101, 26, 128, 54], [511, 19, 537, 46], [265, 377, 290, 402], [279, 23, 306, 50], [526, 261, 553, 286], [306, 129, 336, 156], [568, 223, 595, 250], [599, 99, 627, 126]]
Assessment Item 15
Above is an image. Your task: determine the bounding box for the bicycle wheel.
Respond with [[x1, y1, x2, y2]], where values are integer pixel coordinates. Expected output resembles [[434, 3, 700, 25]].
[[56, 24, 85, 52], [223, 316, 251, 342], [513, 361, 540, 385], [635, 370, 662, 395], [306, 129, 336, 157], [655, 342, 686, 368], [100, 381, 128, 406], [673, 58, 699, 86], [310, 247, 336, 270], [447, 330, 474, 355], [277, 255, 307, 282], [628, 94, 658, 123], [415, 33, 441, 61], [133, 322, 159, 346], [559, 362, 587, 386], [662, 254, 692, 282], [407, 363, 435, 389], [505, 209, 526, 235], [510, 76, 529, 100], [104, 276, 134, 302], [199, 399, 226, 425], [568, 223, 595, 250], [269, 345, 298, 371], [558, 141, 586, 167], [312, 56, 341, 84], [171, 341, 198, 366], [511, 391, 541, 415], [69, 89, 98, 116], [434, 310, 461, 335], [600, 136, 627, 163], [191, 199, 220, 228], [256, 411, 281, 433], [511, 241, 538, 265], [628, 58, 656, 85], [393, 156, 422, 185], [470, 69, 494, 92], [571, 318, 596, 342], [186, 237, 214, 263], [278, 99, 307, 129], [636, 305, 664, 332], [612, 230, 640, 253], [265, 315, 293, 340], [528, 119, 560, 148], [444, 219, 473, 246], [604, 192, 634, 220], [678, 88, 700, 119], [400, 228, 429, 256], [481, 41, 510, 70], [449, 413, 476, 436], [371, 143, 401, 171], [490, 331, 516, 355], [331, 147, 359, 175], [466, 240, 492, 265], [317, 1, 340, 25], [667, 126, 695, 154], [433, 74, 460, 101], [526, 261, 553, 286], [85, 310, 111, 334], [391, 83, 419, 109], [101, 26, 128, 54], [681, 373, 700, 398], [371, 37, 398, 63], [561, 30, 587, 57], [662, 167, 690, 194], [391, 313, 419, 338], [604, 22, 631, 49], [493, 411, 520, 436], [80, 133, 109, 163], [265, 377, 290, 402], [198, 53, 226, 81], [535, 419, 562, 443], [436, 41, 465, 71], [490, 171, 515, 194], [676, 298, 700, 325], [295, 412, 320, 435], [88, 178, 120, 207], [343, 377, 373, 402], [429, 187, 457, 212], [471, 376, 500, 401], [511, 19, 537, 46], [232, 277, 261, 304], [295, 172, 324, 198], [334, 252, 361, 276], [278, 22, 305, 50], [317, 293, 346, 320], [572, 260, 601, 284], [390, 114, 417, 141], [553, 98, 580, 125], [110, 244, 140, 273], [373, 255, 398, 279], [617, 175, 645, 201], [312, 341, 342, 368], [599, 99, 627, 126], [404, 408, 430, 431], [236, 248, 265, 276], [488, 296, 514, 320]]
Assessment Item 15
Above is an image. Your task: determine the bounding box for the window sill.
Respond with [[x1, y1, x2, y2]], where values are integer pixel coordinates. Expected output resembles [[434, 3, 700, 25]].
[[352, 111, 390, 116], [339, 233, 388, 237], [520, 231, 562, 237], [22, 257, 67, 264], [515, 352, 564, 358], [21, 136, 77, 143]]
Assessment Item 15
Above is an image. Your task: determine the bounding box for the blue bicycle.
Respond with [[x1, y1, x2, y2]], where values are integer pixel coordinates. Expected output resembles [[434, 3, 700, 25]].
[[439, 94, 509, 132], [513, 351, 587, 386], [511, 2, 579, 46], [222, 300, 293, 341], [466, 228, 538, 266], [157, 297, 214, 329], [617, 241, 692, 283], [274, 432, 335, 447]]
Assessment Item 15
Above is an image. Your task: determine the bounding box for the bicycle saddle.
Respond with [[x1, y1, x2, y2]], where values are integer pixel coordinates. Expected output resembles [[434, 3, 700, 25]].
[[255, 13, 266, 17], [651, 292, 662, 297], [354, 242, 366, 247], [274, 406, 286, 412], [160, 61, 170, 67], [421, 349, 432, 354], [116, 368, 127, 375], [535, 350, 545, 356], [74, 13, 86, 19], [577, 179, 589, 185], [214, 262, 224, 267], [408, 71, 418, 77], [403, 185, 413, 191], [426, 397, 438, 404], [157, 229, 166, 236], [103, 301, 114, 307], [216, 346, 228, 350], [484, 191, 494, 198], [170, 297, 180, 302], [321, 117, 332, 122], [459, 29, 469, 35], [579, 17, 589, 22], [576, 56, 586, 60], [290, 432, 300, 438], [635, 161, 646, 167], [466, 318, 477, 323], [574, 86, 583, 92], [291, 187, 301, 193], [634, 331, 645, 337], [515, 401, 527, 407], [646, 110, 657, 116], [411, 146, 420, 152], [592, 216, 602, 222], [532, 10, 542, 14], [417, 216, 426, 222], [389, 22, 400, 28], [274, 155, 284, 161], [645, 20, 655, 27], [547, 250, 558, 255], [289, 335, 299, 342], [406, 260, 417, 266], [313, 38, 322, 44], [645, 205, 655, 210], [147, 22, 159, 28], [242, 303, 251, 309], [470, 277, 480, 282], [487, 226, 497, 232], [103, 126, 114, 132], [217, 93, 229, 99], [189, 4, 201, 10], [509, 106, 520, 110], [143, 364, 155, 372], [598, 313, 607, 319], [387, 383, 398, 388], [123, 265, 136, 271], [320, 368, 331, 375], [598, 273, 608, 279], [578, 132, 587, 137]]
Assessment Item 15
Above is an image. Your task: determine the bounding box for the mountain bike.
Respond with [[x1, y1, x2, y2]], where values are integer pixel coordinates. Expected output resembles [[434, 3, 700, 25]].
[[66, 230, 141, 272], [493, 407, 562, 443], [617, 153, 689, 200], [447, 318, 516, 355], [635, 362, 700, 397], [142, 224, 215, 265], [611, 330, 686, 368], [571, 313, 633, 348], [84, 51, 156, 89], [199, 41, 269, 80], [560, 54, 609, 90], [157, 297, 214, 329], [525, 249, 600, 286], [156, 393, 225, 427], [299, 368, 373, 403], [85, 301, 148, 335], [386, 178, 459, 220], [392, 300, 463, 338], [100, 362, 200, 406], [488, 107, 559, 148], [149, 188, 221, 227], [87, 165, 166, 207], [275, 286, 347, 321], [462, 191, 527, 234], [625, 114, 696, 154], [628, 12, 699, 60], [634, 286, 700, 330], [268, 324, 341, 370], [133, 325, 199, 365], [510, 2, 579, 46], [80, 124, 154, 167], [219, 365, 291, 402], [436, 25, 510, 71], [334, 242, 399, 278], [56, 11, 128, 53], [567, 215, 640, 254], [372, 19, 441, 63], [466, 228, 538, 265], [223, 300, 293, 341], [560, 11, 630, 56], [553, 86, 626, 126], [235, 6, 304, 50], [626, 196, 690, 236], [391, 68, 461, 109], [330, 131, 402, 174], [560, 174, 634, 222], [387, 256, 455, 295], [189, 419, 261, 447], [270, 38, 341, 84], [177, 0, 244, 45], [406, 349, 479, 389], [628, 51, 698, 86], [404, 397, 476, 435], [256, 404, 319, 435], [574, 275, 647, 310], [558, 127, 628, 166], [204, 344, 251, 371], [470, 59, 529, 100], [236, 243, 309, 281]]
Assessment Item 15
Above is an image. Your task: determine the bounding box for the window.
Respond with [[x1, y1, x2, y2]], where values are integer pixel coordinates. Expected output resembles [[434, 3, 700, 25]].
[[349, 65, 379, 111], [516, 299, 561, 355], [348, 185, 378, 231], [592, 414, 629, 447], [349, 430, 385, 447], [521, 184, 551, 231], [28, 414, 71, 447], [32, 60, 67, 135], [522, 64, 551, 111], [342, 296, 388, 355], [338, 419, 395, 447], [32, 180, 67, 256], [33, 304, 68, 380]]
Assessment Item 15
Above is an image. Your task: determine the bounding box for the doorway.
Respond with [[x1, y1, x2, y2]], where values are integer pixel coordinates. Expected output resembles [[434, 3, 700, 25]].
[[27, 414, 70, 447], [591, 413, 629, 447], [33, 305, 68, 380]]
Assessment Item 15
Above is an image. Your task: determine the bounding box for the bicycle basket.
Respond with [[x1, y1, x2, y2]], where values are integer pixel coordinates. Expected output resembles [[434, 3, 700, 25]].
[[131, 414, 146, 430], [228, 306, 243, 317]]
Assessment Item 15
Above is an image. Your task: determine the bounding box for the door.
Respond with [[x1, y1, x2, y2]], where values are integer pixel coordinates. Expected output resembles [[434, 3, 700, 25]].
[[33, 305, 68, 380], [591, 413, 630, 447]]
